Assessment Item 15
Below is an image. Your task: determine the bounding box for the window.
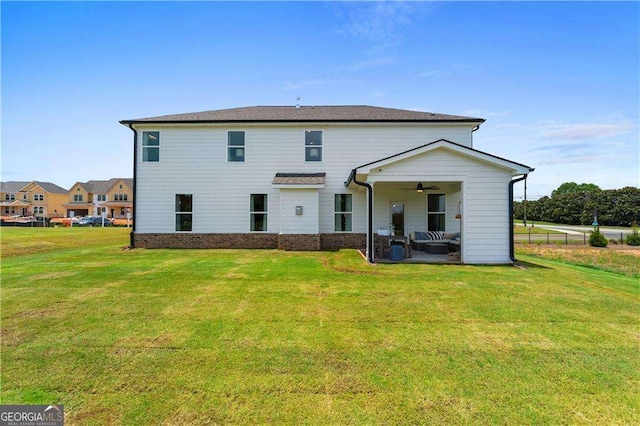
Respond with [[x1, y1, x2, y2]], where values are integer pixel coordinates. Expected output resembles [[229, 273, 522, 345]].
[[97, 194, 107, 202], [334, 194, 352, 232], [427, 194, 446, 231], [73, 194, 83, 202], [114, 194, 128, 201], [142, 131, 160, 162], [228, 131, 245, 162], [5, 194, 15, 201], [33, 206, 44, 215], [250, 194, 268, 232], [175, 194, 193, 232], [34, 194, 44, 201], [305, 130, 322, 162]]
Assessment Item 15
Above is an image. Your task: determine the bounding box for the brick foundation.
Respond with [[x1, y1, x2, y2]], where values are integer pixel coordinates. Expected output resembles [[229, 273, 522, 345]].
[[133, 232, 366, 251], [320, 233, 366, 251], [277, 234, 321, 251], [134, 233, 278, 249]]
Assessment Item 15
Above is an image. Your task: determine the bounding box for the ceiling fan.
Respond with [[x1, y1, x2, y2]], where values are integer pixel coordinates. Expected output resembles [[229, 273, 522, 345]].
[[401, 182, 440, 192]]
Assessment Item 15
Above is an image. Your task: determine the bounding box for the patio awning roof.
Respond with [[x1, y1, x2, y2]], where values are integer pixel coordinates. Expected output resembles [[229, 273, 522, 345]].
[[346, 139, 534, 188]]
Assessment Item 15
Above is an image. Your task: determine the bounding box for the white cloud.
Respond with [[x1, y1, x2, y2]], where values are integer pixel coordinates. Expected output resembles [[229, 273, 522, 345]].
[[461, 109, 509, 118], [542, 123, 633, 141], [417, 70, 445, 78], [337, 1, 416, 45], [336, 56, 398, 72]]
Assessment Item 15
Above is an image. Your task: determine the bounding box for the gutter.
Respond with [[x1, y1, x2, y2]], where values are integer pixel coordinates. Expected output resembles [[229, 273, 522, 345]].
[[509, 173, 529, 262], [126, 124, 138, 248], [347, 169, 374, 263]]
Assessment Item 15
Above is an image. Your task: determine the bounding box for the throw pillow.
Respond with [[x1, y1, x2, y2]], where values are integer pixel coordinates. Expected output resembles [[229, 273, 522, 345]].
[[427, 231, 443, 240], [414, 231, 428, 240]]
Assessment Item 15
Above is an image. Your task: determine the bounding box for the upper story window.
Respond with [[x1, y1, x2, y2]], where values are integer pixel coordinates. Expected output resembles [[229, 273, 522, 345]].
[[334, 194, 353, 232], [114, 194, 128, 201], [427, 194, 446, 232], [142, 131, 160, 162], [73, 194, 83, 202], [228, 131, 245, 162], [175, 194, 193, 232], [305, 130, 322, 162], [250, 194, 268, 232], [33, 194, 44, 201], [5, 194, 15, 201], [97, 194, 107, 202]]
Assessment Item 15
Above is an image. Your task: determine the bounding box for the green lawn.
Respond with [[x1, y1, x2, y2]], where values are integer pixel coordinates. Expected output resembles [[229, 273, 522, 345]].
[[1, 228, 638, 424]]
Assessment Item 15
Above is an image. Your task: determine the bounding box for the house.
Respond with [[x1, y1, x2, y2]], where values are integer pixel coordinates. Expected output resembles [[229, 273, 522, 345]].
[[0, 181, 68, 218], [120, 105, 533, 264], [63, 178, 133, 219]]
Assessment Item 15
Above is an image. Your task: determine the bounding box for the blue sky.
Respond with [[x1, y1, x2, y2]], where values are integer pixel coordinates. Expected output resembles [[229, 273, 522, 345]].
[[2, 1, 638, 198]]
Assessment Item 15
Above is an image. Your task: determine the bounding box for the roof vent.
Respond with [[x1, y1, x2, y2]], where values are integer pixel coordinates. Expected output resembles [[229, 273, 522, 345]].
[[296, 97, 301, 108]]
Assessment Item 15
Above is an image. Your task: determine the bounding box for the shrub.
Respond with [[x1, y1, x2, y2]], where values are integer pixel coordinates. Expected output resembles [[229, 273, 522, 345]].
[[589, 230, 608, 247], [625, 226, 640, 246]]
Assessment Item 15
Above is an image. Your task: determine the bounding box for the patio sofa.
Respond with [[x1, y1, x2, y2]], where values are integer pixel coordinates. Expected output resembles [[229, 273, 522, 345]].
[[410, 231, 461, 252]]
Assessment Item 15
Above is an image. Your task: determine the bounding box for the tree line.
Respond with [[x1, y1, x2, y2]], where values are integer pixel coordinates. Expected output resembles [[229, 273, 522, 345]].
[[514, 183, 640, 227]]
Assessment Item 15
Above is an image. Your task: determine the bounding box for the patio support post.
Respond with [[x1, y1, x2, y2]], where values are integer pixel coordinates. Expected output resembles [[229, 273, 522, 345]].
[[509, 174, 528, 262]]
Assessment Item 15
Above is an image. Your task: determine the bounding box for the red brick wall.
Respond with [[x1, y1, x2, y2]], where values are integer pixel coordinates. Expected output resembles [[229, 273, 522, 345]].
[[133, 232, 366, 251]]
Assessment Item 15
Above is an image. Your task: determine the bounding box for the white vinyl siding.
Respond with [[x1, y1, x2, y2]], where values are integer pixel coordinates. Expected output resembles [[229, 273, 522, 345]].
[[279, 189, 319, 234], [134, 123, 481, 240]]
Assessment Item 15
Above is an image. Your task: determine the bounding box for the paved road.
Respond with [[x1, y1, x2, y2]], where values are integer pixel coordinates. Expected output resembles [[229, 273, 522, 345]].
[[517, 224, 632, 237]]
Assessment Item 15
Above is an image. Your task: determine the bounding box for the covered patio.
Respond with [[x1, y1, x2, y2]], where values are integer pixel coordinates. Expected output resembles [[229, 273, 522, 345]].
[[346, 139, 534, 265]]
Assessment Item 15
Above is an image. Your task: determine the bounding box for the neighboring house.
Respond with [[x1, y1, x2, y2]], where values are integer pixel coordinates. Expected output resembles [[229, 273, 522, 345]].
[[0, 181, 68, 218], [63, 178, 133, 218], [120, 105, 533, 264]]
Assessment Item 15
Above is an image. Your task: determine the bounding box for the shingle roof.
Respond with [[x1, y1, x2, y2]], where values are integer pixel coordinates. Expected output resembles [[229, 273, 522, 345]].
[[0, 181, 67, 194], [75, 178, 133, 194], [121, 106, 484, 124], [272, 173, 326, 185], [0, 181, 31, 193], [34, 181, 68, 194]]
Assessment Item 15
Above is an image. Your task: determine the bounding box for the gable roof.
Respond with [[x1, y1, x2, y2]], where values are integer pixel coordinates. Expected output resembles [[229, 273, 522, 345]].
[[0, 181, 67, 194], [0, 181, 31, 193], [346, 139, 534, 186], [73, 178, 133, 194], [120, 105, 485, 125], [30, 181, 68, 194]]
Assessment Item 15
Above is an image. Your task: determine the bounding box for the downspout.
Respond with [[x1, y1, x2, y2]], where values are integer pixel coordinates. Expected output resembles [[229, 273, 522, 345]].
[[509, 174, 528, 262], [126, 124, 138, 248], [349, 169, 374, 263]]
